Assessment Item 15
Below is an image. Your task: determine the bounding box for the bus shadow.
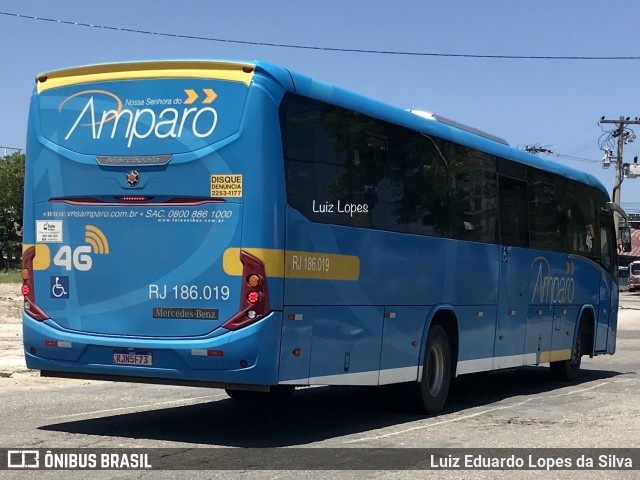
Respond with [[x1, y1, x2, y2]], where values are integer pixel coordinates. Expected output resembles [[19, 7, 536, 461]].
[[446, 366, 621, 412], [39, 367, 621, 447]]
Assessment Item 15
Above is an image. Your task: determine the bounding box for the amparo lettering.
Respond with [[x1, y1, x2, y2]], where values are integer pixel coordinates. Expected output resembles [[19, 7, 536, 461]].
[[531, 259, 576, 304], [63, 93, 218, 147]]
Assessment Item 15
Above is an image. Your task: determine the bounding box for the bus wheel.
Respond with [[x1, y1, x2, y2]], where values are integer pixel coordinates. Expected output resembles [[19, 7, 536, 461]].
[[415, 325, 451, 414], [550, 326, 583, 381]]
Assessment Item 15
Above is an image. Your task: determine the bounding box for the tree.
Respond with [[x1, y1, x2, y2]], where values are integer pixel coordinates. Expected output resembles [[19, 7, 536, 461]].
[[0, 152, 25, 270]]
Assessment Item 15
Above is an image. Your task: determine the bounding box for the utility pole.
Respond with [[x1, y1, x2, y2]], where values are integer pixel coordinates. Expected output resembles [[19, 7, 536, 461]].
[[599, 116, 640, 232]]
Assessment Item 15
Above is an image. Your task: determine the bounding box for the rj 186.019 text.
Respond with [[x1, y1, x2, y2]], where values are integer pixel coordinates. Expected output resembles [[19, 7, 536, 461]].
[[148, 284, 230, 301]]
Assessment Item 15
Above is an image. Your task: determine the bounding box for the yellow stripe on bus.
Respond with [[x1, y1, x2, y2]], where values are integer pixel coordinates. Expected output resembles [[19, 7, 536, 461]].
[[539, 349, 572, 363], [22, 243, 51, 270], [36, 61, 255, 93], [223, 248, 360, 281]]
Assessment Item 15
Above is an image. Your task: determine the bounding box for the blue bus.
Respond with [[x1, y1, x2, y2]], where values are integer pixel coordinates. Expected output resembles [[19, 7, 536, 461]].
[[22, 60, 620, 413]]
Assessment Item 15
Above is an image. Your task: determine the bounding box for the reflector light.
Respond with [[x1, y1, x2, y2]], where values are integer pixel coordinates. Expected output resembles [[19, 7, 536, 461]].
[[44, 340, 72, 348], [191, 349, 224, 357], [247, 292, 259, 304], [21, 284, 30, 296], [293, 348, 302, 356], [240, 359, 248, 368]]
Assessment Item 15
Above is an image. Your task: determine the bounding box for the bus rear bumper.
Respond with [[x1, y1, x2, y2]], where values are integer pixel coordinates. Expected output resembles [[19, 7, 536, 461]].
[[22, 311, 282, 386], [38, 369, 271, 392]]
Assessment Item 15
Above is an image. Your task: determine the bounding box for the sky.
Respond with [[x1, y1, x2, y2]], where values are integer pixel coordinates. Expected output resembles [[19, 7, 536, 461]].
[[1, 1, 639, 208]]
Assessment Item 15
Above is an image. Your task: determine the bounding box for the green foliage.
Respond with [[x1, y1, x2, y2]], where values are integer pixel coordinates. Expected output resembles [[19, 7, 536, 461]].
[[0, 152, 25, 270], [0, 270, 21, 283]]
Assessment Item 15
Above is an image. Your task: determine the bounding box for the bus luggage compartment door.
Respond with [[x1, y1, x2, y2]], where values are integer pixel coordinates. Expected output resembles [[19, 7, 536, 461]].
[[308, 306, 383, 385]]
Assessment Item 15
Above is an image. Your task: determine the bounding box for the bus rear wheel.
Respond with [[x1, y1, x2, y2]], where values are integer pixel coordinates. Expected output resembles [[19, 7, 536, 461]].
[[550, 326, 583, 381], [414, 325, 452, 414]]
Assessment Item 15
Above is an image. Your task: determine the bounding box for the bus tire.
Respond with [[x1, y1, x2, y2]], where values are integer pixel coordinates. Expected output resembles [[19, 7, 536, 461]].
[[550, 325, 583, 381], [415, 325, 452, 414]]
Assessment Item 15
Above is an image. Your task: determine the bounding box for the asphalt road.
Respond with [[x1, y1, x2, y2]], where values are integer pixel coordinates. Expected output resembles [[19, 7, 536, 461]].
[[1, 293, 640, 479]]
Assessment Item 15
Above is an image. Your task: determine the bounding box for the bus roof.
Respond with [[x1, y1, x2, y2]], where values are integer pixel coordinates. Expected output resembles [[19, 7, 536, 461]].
[[35, 59, 609, 198]]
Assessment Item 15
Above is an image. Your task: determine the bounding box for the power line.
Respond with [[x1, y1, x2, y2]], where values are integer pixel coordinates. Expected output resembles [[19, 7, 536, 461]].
[[554, 153, 600, 164], [1, 11, 639, 60], [555, 124, 599, 152]]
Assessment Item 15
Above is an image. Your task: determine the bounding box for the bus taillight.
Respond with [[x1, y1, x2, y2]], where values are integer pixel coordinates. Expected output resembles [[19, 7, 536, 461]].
[[21, 246, 48, 321], [222, 250, 271, 331], [247, 291, 260, 304]]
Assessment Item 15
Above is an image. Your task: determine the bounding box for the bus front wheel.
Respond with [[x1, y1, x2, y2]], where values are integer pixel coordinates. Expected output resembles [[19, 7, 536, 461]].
[[415, 325, 452, 414]]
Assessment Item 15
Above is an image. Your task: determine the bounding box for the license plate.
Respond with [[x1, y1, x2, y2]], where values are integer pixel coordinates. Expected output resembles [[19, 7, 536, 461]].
[[113, 350, 152, 366]]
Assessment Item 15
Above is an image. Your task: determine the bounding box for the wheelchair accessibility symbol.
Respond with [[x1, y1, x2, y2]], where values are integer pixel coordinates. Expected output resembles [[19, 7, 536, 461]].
[[50, 276, 69, 299]]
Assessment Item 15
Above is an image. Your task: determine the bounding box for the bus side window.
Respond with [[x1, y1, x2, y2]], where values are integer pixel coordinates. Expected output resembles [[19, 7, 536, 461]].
[[280, 94, 351, 226], [528, 176, 559, 252], [448, 147, 497, 244], [600, 217, 612, 272], [377, 130, 449, 237], [498, 176, 529, 247]]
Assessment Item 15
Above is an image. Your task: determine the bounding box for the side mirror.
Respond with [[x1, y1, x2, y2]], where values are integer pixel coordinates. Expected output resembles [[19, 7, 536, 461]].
[[620, 226, 632, 252]]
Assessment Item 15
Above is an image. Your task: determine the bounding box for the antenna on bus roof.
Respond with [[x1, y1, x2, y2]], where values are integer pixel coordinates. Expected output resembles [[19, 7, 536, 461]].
[[408, 110, 510, 146]]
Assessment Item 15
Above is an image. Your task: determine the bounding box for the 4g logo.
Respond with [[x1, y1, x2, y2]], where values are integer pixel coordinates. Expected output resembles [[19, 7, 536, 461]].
[[53, 245, 93, 271], [53, 225, 110, 271]]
